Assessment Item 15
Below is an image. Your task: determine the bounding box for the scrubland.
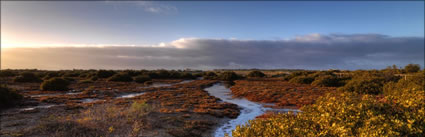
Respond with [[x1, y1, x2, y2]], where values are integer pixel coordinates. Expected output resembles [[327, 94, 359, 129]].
[[0, 64, 424, 137]]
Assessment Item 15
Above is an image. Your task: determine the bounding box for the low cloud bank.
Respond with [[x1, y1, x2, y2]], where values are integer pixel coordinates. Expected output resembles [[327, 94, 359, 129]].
[[2, 34, 423, 70]]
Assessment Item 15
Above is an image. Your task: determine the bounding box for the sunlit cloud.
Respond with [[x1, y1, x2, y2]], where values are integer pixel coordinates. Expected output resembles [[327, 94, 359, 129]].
[[1, 34, 423, 70]]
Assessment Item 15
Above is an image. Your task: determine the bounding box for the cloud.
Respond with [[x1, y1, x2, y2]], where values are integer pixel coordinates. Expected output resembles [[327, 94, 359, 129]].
[[105, 1, 178, 14], [1, 34, 423, 70]]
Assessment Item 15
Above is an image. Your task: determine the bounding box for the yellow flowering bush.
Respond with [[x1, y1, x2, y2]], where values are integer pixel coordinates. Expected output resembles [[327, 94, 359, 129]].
[[231, 89, 425, 136]]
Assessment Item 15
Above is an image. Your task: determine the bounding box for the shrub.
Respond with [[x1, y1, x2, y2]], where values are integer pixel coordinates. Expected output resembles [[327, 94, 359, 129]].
[[90, 76, 99, 81], [289, 76, 314, 84], [0, 85, 23, 109], [271, 73, 288, 78], [157, 70, 171, 79], [41, 77, 70, 91], [311, 75, 340, 87], [62, 77, 75, 82], [147, 72, 160, 79], [180, 72, 195, 79], [43, 72, 62, 80], [247, 70, 266, 78], [338, 76, 385, 94], [203, 72, 218, 80], [307, 71, 335, 79], [134, 75, 151, 83], [13, 72, 42, 83], [63, 72, 81, 77], [218, 71, 240, 81], [78, 79, 94, 84], [96, 70, 116, 78], [404, 64, 420, 73], [0, 70, 17, 77], [123, 70, 141, 77], [384, 71, 425, 95], [108, 74, 133, 82], [283, 71, 313, 81], [231, 90, 425, 137]]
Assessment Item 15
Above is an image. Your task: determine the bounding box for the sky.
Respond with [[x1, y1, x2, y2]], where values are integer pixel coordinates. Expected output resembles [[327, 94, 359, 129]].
[[1, 1, 424, 70]]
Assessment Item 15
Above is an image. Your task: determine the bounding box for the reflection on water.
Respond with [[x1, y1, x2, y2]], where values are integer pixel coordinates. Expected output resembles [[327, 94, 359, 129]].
[[116, 80, 194, 98], [20, 105, 57, 111], [205, 83, 299, 137]]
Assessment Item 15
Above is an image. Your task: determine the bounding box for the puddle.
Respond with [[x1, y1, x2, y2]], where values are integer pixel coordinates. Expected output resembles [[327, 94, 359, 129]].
[[81, 98, 102, 103], [205, 83, 299, 137], [117, 80, 194, 98], [116, 93, 146, 98], [20, 105, 58, 111]]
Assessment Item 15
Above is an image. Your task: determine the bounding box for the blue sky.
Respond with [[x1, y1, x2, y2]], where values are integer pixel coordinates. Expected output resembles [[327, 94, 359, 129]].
[[1, 1, 424, 70], [2, 1, 423, 46]]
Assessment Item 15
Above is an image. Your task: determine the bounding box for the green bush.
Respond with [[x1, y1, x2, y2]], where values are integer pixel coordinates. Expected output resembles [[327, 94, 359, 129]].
[[289, 76, 314, 84], [134, 75, 151, 83], [218, 71, 240, 81], [271, 73, 288, 78], [404, 64, 420, 73], [41, 77, 70, 91], [231, 89, 425, 137], [156, 70, 171, 79], [0, 85, 23, 109], [338, 76, 385, 94], [247, 70, 266, 78], [78, 79, 94, 84], [13, 72, 42, 83], [108, 74, 133, 82], [283, 71, 313, 81], [43, 72, 62, 80], [384, 72, 425, 95], [180, 72, 195, 79], [311, 75, 340, 87], [203, 72, 218, 80], [96, 70, 116, 78]]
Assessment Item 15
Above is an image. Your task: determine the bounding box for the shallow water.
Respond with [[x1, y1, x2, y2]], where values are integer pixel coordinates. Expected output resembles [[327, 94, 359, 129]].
[[20, 104, 58, 111], [205, 83, 299, 137], [116, 80, 194, 98]]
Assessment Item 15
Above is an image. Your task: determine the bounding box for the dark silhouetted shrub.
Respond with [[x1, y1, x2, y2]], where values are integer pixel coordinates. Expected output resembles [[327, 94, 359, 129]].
[[157, 70, 171, 79], [311, 75, 340, 87], [0, 70, 17, 77], [180, 72, 195, 79], [96, 70, 116, 78], [62, 77, 75, 82], [289, 76, 315, 84], [90, 76, 98, 81], [134, 75, 151, 83], [41, 77, 70, 91], [247, 71, 266, 78], [43, 72, 62, 80], [108, 74, 133, 82], [219, 72, 240, 81], [271, 73, 288, 78], [78, 79, 93, 84], [0, 85, 23, 109], [404, 64, 420, 73], [147, 72, 160, 79], [13, 72, 42, 83], [203, 72, 218, 80]]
